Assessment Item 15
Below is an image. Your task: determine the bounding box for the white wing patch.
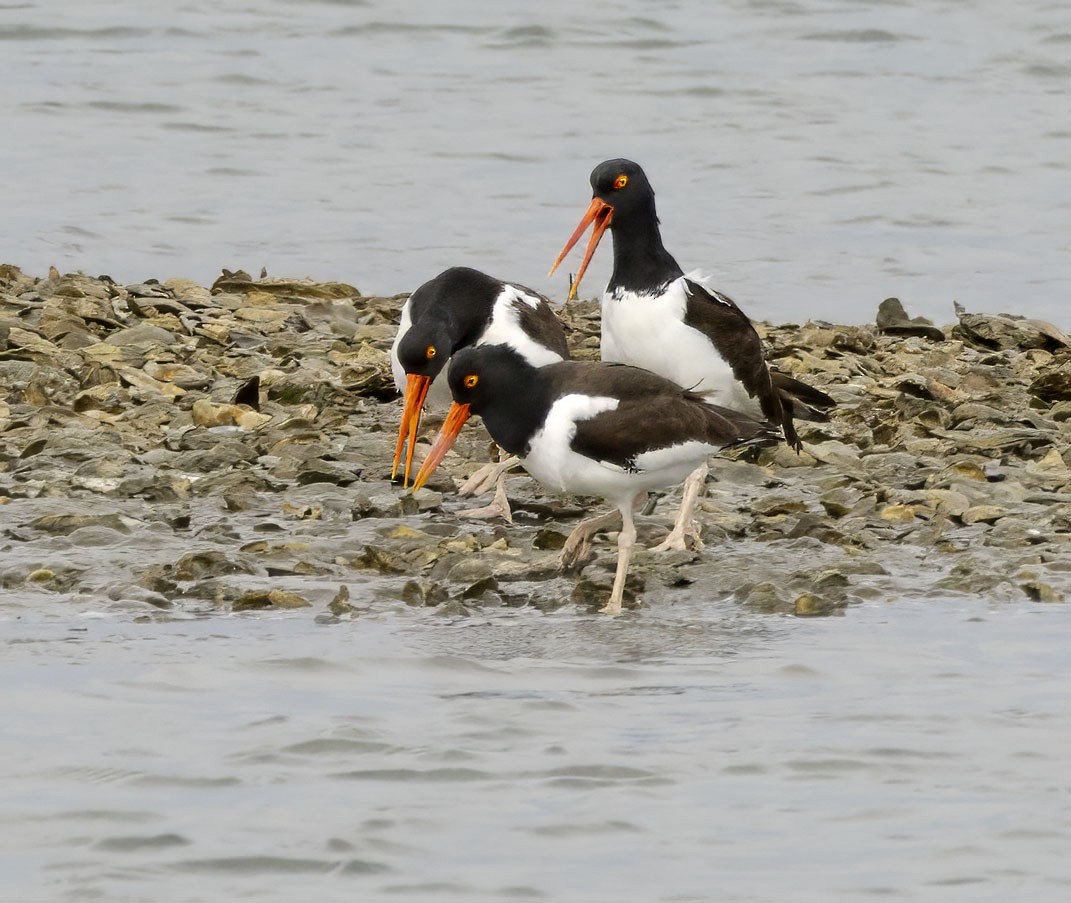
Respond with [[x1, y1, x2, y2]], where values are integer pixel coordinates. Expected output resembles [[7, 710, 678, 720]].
[[506, 284, 543, 310], [478, 285, 563, 366], [684, 269, 734, 307]]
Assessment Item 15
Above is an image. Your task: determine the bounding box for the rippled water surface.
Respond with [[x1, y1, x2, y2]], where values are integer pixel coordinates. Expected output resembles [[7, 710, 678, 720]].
[[3, 0, 1070, 323], [4, 3, 1071, 899], [4, 599, 1071, 901]]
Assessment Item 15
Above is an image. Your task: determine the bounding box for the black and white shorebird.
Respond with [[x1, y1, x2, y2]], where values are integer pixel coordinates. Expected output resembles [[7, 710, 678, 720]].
[[391, 266, 569, 520], [412, 344, 778, 614], [549, 158, 834, 550]]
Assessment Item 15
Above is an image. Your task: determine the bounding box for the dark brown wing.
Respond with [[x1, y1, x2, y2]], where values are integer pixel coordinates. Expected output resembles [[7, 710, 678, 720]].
[[553, 361, 776, 470], [510, 293, 570, 360], [771, 370, 836, 422], [680, 279, 800, 447]]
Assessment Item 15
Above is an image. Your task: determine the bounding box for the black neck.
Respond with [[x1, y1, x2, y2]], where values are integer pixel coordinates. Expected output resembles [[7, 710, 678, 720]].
[[446, 305, 489, 354], [476, 370, 552, 457], [608, 216, 684, 295]]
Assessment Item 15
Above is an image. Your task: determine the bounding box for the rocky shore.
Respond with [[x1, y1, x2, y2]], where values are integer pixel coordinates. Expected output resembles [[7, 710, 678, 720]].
[[1, 264, 1069, 617]]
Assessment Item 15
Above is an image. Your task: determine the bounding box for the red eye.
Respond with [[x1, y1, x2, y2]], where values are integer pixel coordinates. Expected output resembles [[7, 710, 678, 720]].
[[613, 174, 628, 189], [463, 374, 479, 389]]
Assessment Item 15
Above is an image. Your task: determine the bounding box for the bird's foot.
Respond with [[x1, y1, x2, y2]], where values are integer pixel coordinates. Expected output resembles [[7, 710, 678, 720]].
[[560, 533, 596, 573], [456, 478, 512, 523], [559, 510, 621, 573], [457, 501, 513, 522], [457, 457, 517, 498], [649, 522, 703, 554]]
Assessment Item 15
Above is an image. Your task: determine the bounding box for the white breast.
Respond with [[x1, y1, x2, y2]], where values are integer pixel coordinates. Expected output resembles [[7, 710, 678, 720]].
[[601, 276, 759, 416], [389, 300, 412, 394], [522, 393, 619, 492]]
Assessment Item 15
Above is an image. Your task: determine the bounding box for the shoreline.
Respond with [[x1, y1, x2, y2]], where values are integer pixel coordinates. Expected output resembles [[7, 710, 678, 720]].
[[1, 265, 1069, 615]]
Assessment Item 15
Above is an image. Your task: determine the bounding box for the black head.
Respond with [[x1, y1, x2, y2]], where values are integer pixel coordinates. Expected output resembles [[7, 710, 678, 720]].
[[549, 158, 669, 299], [411, 344, 539, 490], [589, 158, 658, 225], [445, 344, 552, 456], [398, 267, 507, 377], [446, 344, 537, 415], [395, 319, 450, 380]]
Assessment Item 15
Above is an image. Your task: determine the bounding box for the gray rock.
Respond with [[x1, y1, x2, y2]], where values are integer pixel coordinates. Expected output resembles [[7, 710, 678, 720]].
[[105, 323, 180, 347], [876, 298, 945, 341]]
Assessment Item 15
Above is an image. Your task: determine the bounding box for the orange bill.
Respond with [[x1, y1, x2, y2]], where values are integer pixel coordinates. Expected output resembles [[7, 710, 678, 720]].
[[392, 372, 432, 487], [411, 402, 472, 492], [548, 196, 613, 300]]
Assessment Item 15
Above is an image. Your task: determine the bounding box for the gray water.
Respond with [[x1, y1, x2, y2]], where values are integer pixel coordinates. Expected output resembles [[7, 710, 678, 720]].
[[5, 3, 1071, 900], [4, 599, 1071, 902], [2, 0, 1070, 324]]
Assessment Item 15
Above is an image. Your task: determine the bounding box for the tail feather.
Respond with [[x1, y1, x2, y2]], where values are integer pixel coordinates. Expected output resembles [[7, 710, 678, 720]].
[[700, 399, 789, 454], [772, 370, 836, 423]]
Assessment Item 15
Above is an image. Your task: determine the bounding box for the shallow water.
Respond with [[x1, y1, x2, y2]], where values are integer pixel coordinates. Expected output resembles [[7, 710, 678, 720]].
[[3, 0, 1070, 324], [4, 598, 1071, 901]]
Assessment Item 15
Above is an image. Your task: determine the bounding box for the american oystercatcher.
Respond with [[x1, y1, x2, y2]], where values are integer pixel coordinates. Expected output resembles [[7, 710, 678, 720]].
[[412, 344, 778, 614], [549, 158, 834, 550], [391, 266, 569, 519]]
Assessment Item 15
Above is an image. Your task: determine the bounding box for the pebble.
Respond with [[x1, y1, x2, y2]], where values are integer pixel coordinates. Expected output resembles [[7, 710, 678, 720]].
[[1, 267, 1068, 614], [233, 589, 312, 611]]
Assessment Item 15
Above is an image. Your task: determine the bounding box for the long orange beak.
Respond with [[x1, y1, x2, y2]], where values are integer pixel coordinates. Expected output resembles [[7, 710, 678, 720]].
[[548, 196, 613, 300], [392, 372, 432, 487], [412, 402, 471, 492]]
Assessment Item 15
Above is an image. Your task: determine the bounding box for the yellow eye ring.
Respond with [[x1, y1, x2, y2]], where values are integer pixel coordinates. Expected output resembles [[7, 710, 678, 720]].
[[613, 174, 628, 189], [425, 345, 437, 359], [463, 374, 479, 389]]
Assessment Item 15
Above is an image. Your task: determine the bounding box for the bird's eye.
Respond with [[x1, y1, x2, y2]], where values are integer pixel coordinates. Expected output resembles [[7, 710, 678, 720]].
[[463, 374, 479, 389], [425, 345, 437, 359], [613, 174, 628, 189]]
